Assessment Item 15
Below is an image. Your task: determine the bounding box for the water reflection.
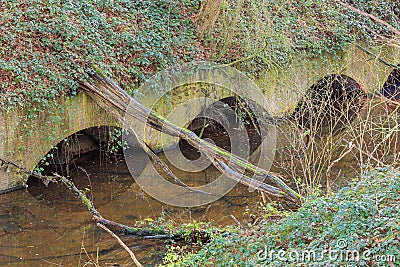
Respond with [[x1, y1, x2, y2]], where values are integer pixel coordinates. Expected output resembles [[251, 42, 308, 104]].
[[0, 147, 264, 266]]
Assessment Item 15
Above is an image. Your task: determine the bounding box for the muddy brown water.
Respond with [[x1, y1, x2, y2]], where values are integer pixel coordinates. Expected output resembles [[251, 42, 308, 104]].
[[2, 98, 399, 266], [0, 147, 265, 266]]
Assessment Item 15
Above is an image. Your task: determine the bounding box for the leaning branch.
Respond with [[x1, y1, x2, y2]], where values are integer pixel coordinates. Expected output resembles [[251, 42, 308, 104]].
[[81, 73, 302, 202], [0, 157, 170, 238], [88, 92, 211, 196]]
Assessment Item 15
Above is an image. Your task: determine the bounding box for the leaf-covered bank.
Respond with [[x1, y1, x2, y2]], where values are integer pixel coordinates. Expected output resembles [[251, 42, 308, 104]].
[[1, 0, 399, 111], [163, 168, 400, 266], [0, 0, 201, 111], [201, 0, 400, 77]]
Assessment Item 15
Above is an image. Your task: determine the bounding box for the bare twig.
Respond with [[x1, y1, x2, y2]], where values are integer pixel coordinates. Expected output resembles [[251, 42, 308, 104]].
[[96, 223, 143, 267], [326, 142, 355, 174], [230, 215, 245, 230], [0, 157, 170, 238], [355, 43, 398, 69], [353, 145, 392, 168], [362, 25, 400, 49], [0, 158, 56, 186]]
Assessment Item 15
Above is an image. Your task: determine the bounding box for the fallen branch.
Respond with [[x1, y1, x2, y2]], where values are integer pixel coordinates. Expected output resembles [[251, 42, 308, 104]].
[[81, 73, 302, 202], [88, 91, 211, 196], [0, 157, 56, 186], [0, 157, 170, 238], [96, 223, 143, 267]]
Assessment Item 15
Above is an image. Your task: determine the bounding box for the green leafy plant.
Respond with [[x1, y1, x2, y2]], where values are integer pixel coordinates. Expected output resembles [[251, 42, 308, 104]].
[[164, 168, 400, 266], [200, 0, 399, 77], [0, 0, 201, 112]]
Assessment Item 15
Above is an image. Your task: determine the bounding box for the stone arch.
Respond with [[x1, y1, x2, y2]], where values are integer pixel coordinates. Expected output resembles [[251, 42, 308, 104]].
[[1, 44, 398, 193], [137, 82, 238, 150], [0, 93, 119, 192], [26, 124, 148, 211], [292, 74, 366, 136], [379, 66, 400, 101], [178, 95, 265, 160]]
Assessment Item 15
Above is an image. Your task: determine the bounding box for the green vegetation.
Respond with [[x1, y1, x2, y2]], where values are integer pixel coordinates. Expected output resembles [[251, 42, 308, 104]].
[[201, 0, 399, 76], [1, 1, 400, 265], [1, 0, 398, 110], [163, 168, 400, 266], [0, 0, 201, 111]]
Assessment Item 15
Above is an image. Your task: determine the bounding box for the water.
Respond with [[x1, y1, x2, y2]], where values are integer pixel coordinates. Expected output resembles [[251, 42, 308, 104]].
[[0, 148, 265, 266], [2, 98, 399, 266]]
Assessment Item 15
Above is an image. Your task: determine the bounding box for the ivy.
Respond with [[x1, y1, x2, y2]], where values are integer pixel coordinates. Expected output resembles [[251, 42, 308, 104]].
[[165, 168, 400, 266], [202, 0, 399, 77], [0, 0, 201, 111]]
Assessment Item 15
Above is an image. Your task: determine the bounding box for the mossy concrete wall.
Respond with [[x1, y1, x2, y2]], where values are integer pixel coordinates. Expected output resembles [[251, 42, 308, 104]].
[[135, 44, 399, 149], [256, 44, 400, 115], [0, 44, 399, 192], [0, 93, 119, 192]]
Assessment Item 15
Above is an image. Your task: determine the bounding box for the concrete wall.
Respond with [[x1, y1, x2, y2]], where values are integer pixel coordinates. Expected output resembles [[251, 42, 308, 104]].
[[256, 43, 399, 115], [0, 44, 399, 192], [0, 93, 119, 192]]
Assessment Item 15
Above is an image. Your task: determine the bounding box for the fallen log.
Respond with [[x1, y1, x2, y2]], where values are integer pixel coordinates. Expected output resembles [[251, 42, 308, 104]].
[[81, 72, 302, 203]]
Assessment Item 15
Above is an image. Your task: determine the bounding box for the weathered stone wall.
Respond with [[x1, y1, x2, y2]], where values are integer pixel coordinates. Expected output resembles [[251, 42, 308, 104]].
[[135, 44, 399, 149], [0, 44, 399, 192], [256, 44, 400, 115], [0, 93, 119, 192]]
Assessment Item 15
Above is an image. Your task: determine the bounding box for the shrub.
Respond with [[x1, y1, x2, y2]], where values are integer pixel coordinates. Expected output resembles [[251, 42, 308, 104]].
[[164, 168, 400, 266]]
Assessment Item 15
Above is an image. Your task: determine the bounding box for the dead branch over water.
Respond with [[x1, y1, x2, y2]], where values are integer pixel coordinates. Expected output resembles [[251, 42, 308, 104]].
[[81, 73, 302, 203], [0, 157, 173, 239]]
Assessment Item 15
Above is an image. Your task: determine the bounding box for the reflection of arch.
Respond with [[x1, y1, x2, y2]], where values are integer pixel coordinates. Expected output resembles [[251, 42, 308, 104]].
[[293, 74, 365, 136], [379, 66, 400, 101]]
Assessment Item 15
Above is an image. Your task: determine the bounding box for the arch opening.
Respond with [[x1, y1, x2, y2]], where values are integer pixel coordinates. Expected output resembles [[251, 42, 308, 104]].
[[379, 66, 400, 101], [293, 74, 365, 136], [178, 96, 263, 161], [27, 126, 147, 211]]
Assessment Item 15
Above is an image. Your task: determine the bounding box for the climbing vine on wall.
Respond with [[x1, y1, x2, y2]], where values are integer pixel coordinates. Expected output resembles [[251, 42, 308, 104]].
[[0, 0, 202, 112], [200, 0, 399, 77]]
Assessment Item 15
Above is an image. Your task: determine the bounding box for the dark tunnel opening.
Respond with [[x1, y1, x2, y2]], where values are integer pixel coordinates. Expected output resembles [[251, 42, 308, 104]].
[[179, 96, 263, 161], [293, 74, 365, 136], [27, 126, 147, 211], [379, 66, 400, 101]]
